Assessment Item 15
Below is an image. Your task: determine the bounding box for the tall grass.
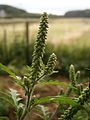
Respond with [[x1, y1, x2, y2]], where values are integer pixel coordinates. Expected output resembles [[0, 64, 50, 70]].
[[0, 39, 90, 78], [0, 20, 90, 77]]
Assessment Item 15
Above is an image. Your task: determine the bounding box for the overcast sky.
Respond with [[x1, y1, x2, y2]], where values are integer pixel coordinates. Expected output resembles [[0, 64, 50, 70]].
[[0, 0, 90, 15]]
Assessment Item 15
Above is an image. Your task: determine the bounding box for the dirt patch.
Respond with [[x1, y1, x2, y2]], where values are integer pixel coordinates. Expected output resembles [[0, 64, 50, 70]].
[[0, 75, 69, 120]]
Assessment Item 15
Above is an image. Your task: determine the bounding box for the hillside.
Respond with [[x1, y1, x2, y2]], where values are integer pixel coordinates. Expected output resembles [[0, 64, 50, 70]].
[[64, 9, 90, 17], [0, 5, 42, 18], [0, 5, 27, 18], [0, 5, 61, 18], [1, 5, 90, 18]]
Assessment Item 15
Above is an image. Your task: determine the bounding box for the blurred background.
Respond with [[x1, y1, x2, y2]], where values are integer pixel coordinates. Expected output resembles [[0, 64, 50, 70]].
[[0, 1, 90, 77], [0, 0, 90, 119]]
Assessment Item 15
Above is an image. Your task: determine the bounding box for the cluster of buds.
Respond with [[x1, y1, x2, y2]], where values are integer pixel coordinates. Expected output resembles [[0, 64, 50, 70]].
[[77, 86, 90, 104], [69, 65, 81, 87], [44, 53, 57, 75], [75, 71, 80, 82], [69, 64, 76, 87], [30, 12, 48, 81], [68, 65, 81, 95], [59, 83, 90, 120]]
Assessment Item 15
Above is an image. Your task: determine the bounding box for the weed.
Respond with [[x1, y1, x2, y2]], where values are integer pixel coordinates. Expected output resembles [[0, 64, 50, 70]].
[[0, 13, 90, 120]]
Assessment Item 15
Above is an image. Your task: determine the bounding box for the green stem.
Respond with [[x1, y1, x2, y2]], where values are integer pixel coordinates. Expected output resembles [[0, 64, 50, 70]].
[[19, 74, 45, 120], [20, 84, 35, 120], [19, 88, 30, 120], [28, 85, 35, 108]]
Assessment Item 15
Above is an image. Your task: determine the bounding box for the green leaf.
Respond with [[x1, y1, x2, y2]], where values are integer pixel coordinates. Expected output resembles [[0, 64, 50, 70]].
[[9, 89, 24, 109], [9, 89, 19, 106], [34, 95, 77, 106], [34, 105, 50, 120], [0, 89, 14, 107], [0, 63, 16, 78], [40, 80, 68, 88], [0, 96, 14, 107], [35, 105, 49, 120], [0, 116, 9, 120], [69, 84, 80, 94], [73, 110, 88, 120], [0, 63, 24, 88], [0, 89, 11, 97]]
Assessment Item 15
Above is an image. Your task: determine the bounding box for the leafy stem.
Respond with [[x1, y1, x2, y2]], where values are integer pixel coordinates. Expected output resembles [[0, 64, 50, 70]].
[[20, 83, 35, 120]]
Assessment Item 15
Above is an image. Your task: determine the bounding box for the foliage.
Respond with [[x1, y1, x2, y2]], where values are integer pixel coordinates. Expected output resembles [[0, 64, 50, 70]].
[[65, 9, 90, 17], [55, 42, 90, 78], [0, 12, 90, 120], [1, 35, 90, 78], [0, 89, 14, 120]]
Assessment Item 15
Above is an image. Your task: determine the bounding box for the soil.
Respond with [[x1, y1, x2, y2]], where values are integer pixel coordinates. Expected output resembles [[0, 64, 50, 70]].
[[0, 75, 69, 120]]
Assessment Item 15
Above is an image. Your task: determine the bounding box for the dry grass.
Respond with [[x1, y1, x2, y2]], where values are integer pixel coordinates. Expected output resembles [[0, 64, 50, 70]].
[[29, 18, 90, 45], [0, 18, 90, 46]]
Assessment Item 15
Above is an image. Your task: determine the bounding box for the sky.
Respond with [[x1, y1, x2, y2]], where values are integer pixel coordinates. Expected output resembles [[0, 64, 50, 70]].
[[0, 0, 90, 15]]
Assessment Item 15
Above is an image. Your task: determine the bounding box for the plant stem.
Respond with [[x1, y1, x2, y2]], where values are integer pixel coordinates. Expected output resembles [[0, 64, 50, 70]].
[[20, 83, 35, 120], [20, 74, 46, 120], [20, 90, 30, 120]]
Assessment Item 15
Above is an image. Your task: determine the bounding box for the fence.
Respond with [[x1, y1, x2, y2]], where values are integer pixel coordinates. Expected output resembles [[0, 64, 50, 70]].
[[0, 18, 39, 65]]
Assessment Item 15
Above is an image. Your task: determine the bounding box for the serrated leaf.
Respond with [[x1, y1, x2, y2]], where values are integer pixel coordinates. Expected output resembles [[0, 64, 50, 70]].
[[9, 89, 19, 106], [9, 89, 23, 109]]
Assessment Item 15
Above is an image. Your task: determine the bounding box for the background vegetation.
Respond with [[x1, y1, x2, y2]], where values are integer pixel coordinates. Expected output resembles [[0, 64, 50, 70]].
[[0, 18, 90, 78], [0, 6, 90, 120]]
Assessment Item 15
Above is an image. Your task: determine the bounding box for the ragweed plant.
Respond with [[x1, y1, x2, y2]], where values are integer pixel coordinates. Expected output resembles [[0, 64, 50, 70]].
[[0, 13, 90, 120], [0, 13, 67, 120], [59, 84, 90, 120], [58, 65, 90, 120]]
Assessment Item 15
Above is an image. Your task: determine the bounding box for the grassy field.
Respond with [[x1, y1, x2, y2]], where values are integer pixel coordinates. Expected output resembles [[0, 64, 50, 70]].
[[0, 18, 90, 46], [1, 18, 90, 120], [0, 18, 90, 76], [48, 19, 90, 45]]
